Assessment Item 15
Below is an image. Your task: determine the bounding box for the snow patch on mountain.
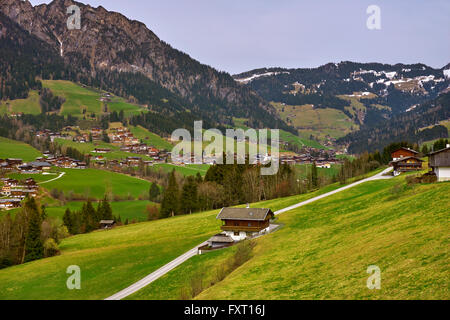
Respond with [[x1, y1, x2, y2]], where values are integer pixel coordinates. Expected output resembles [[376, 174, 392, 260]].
[[444, 69, 450, 79], [235, 71, 289, 83]]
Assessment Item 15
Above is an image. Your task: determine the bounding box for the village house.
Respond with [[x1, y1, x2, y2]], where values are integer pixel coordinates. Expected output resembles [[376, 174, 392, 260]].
[[3, 178, 19, 187], [391, 147, 419, 161], [216, 206, 274, 241], [0, 199, 21, 210], [6, 158, 23, 166], [10, 189, 37, 199], [99, 220, 116, 229], [1, 185, 11, 196], [28, 161, 52, 171], [390, 156, 423, 176], [428, 145, 450, 182], [93, 148, 111, 154]]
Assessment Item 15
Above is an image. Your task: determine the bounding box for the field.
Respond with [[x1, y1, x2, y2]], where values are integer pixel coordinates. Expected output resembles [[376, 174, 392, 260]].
[[1, 167, 447, 300], [9, 168, 152, 200], [0, 81, 147, 118], [42, 80, 146, 117], [294, 163, 340, 179], [0, 91, 42, 115], [129, 126, 173, 150], [272, 102, 357, 141], [194, 178, 450, 300], [0, 183, 346, 300], [54, 138, 152, 161], [0, 137, 42, 161], [233, 117, 325, 150], [150, 163, 210, 176]]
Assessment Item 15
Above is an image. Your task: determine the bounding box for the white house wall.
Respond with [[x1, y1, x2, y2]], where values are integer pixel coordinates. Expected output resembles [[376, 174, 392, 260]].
[[436, 167, 450, 181]]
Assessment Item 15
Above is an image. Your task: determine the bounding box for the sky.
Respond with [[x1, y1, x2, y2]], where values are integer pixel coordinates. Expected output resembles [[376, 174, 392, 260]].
[[29, 0, 450, 75]]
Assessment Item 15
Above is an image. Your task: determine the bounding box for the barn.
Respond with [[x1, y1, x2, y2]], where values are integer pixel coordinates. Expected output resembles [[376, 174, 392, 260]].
[[428, 145, 450, 182]]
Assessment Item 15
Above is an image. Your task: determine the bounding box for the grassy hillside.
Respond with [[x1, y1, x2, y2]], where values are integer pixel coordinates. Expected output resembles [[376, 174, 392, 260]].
[[272, 102, 357, 141], [0, 137, 42, 161], [151, 163, 210, 177], [42, 80, 146, 117], [1, 169, 447, 300], [193, 177, 449, 300], [0, 91, 42, 115], [54, 138, 152, 161], [0, 80, 147, 118], [45, 200, 158, 223], [0, 184, 344, 300], [129, 126, 173, 150]]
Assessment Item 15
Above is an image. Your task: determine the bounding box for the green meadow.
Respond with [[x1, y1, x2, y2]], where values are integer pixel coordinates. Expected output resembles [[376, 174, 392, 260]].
[[9, 168, 151, 200], [129, 126, 173, 150], [194, 178, 449, 300], [54, 138, 152, 161], [0, 90, 42, 115], [41, 80, 146, 117], [0, 137, 42, 161], [294, 163, 341, 179], [0, 183, 346, 300], [272, 102, 357, 141], [151, 163, 210, 176]]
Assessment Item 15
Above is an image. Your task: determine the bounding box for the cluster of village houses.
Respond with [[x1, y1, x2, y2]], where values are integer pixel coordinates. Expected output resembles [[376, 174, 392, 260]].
[[0, 177, 39, 210], [279, 147, 341, 168]]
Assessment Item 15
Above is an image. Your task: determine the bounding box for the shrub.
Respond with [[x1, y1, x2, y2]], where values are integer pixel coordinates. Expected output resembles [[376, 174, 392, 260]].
[[231, 240, 255, 269], [43, 238, 60, 258]]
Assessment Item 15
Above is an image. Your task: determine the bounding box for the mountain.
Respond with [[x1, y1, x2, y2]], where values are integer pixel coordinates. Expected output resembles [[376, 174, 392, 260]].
[[337, 92, 450, 153], [0, 0, 292, 132], [234, 62, 450, 143]]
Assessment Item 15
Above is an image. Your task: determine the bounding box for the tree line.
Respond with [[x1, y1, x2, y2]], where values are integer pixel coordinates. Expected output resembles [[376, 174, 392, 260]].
[[0, 197, 68, 269], [63, 197, 113, 235]]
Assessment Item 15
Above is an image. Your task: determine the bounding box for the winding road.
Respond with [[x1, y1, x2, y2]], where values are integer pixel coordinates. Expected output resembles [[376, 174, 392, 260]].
[[38, 172, 66, 184], [105, 167, 393, 300]]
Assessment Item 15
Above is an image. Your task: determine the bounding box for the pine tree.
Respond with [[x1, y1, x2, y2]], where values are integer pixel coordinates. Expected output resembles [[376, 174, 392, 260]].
[[181, 176, 198, 214], [63, 208, 73, 234], [101, 197, 113, 220], [24, 198, 44, 263], [149, 183, 160, 202], [160, 170, 180, 217]]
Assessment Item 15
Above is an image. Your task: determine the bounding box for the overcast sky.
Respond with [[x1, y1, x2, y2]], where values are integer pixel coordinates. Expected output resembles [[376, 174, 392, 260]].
[[29, 0, 450, 74]]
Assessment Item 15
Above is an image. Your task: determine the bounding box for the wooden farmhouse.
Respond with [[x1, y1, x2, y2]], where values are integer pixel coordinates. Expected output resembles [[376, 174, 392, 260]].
[[99, 220, 116, 229], [428, 145, 450, 182], [390, 156, 423, 176], [391, 147, 419, 161], [216, 206, 274, 241]]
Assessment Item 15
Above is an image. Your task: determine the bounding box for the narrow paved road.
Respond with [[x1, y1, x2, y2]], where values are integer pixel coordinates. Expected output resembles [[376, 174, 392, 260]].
[[274, 167, 393, 215], [105, 167, 393, 300], [38, 172, 66, 184]]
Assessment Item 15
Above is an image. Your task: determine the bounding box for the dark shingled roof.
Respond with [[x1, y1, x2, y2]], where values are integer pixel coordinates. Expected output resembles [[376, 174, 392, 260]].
[[427, 146, 450, 156], [394, 147, 419, 154], [216, 207, 273, 221], [389, 156, 424, 164]]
